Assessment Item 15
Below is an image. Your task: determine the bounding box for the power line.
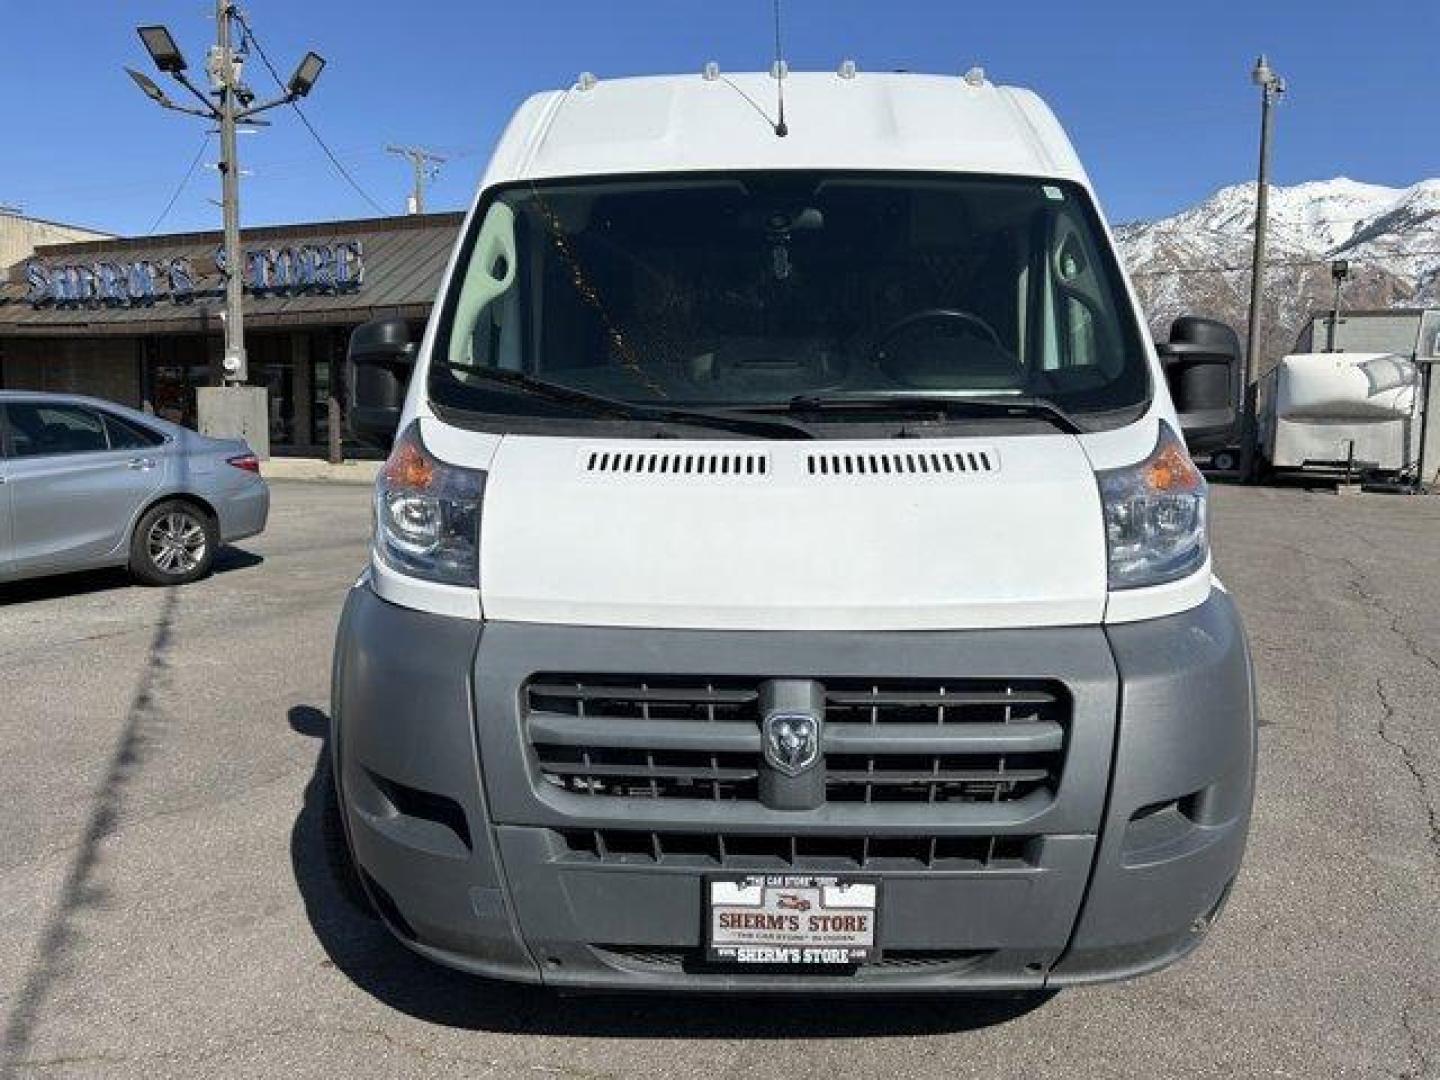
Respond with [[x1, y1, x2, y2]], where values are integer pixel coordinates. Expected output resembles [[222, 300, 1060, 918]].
[[147, 131, 212, 234], [234, 11, 389, 216], [1130, 251, 1440, 278]]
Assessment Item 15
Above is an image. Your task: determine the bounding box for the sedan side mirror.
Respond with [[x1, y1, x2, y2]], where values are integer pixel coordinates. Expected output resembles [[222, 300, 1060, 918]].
[[1158, 316, 1241, 453], [347, 318, 416, 449]]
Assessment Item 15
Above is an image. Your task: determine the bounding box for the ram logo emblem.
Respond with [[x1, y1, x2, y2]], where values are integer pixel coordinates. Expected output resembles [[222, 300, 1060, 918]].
[[763, 711, 822, 777]]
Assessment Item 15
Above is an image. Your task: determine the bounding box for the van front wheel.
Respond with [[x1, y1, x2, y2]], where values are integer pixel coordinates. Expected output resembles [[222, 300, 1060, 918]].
[[129, 501, 217, 586]]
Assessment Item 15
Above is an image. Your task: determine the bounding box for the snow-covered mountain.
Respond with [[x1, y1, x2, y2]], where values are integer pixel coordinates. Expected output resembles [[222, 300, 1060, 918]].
[[1116, 177, 1440, 368]]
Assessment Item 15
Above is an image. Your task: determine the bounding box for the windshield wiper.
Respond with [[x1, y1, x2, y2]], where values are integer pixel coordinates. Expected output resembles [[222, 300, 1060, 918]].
[[437, 364, 816, 440], [780, 393, 1085, 435]]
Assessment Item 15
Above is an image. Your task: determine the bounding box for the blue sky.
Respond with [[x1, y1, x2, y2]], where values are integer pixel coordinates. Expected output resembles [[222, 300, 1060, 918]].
[[2, 0, 1436, 236]]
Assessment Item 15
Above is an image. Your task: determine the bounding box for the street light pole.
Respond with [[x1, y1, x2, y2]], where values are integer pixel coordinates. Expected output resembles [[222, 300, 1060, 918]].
[[215, 0, 247, 385], [1327, 259, 1350, 352], [1240, 55, 1285, 482], [128, 15, 326, 445]]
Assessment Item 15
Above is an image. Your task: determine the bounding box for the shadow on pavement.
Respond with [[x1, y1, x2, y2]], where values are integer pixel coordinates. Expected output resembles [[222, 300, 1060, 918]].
[[0, 590, 180, 1079], [288, 705, 1057, 1039], [0, 547, 263, 607]]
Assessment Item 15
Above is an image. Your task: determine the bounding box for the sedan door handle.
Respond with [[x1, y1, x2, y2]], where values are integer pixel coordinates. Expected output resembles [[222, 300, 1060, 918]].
[[127, 457, 158, 471]]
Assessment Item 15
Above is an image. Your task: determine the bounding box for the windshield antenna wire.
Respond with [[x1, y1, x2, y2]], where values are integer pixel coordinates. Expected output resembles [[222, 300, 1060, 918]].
[[772, 0, 789, 137]]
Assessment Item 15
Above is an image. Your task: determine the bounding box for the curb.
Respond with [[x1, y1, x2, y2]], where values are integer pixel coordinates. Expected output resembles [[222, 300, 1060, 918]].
[[262, 460, 381, 486]]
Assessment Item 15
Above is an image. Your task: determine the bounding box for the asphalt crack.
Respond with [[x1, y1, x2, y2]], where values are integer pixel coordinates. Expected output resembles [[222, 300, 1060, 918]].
[[1374, 677, 1440, 864], [1317, 546, 1440, 865], [1331, 545, 1440, 1079], [1398, 997, 1436, 1080], [1340, 554, 1440, 677], [1277, 540, 1440, 849]]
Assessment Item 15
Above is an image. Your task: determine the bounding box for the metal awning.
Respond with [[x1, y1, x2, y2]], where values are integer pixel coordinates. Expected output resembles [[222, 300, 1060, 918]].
[[0, 211, 463, 336]]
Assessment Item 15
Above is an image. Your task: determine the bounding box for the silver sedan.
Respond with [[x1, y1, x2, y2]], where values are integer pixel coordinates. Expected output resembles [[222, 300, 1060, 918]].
[[0, 391, 269, 586]]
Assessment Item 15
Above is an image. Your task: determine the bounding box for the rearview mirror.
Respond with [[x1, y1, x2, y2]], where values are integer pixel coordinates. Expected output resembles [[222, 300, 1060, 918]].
[[1158, 316, 1241, 454], [347, 318, 416, 449]]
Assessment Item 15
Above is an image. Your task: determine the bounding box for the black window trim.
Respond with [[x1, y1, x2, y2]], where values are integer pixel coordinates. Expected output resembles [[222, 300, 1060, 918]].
[[427, 168, 1155, 437], [98, 408, 168, 451]]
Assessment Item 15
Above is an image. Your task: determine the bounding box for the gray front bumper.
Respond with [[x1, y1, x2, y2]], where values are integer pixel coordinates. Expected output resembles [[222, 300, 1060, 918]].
[[331, 585, 1255, 992]]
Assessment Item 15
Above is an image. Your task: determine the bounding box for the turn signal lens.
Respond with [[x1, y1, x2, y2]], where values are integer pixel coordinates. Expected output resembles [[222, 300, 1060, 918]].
[[1142, 438, 1204, 494], [382, 438, 434, 490], [374, 422, 484, 587], [1097, 423, 1208, 589]]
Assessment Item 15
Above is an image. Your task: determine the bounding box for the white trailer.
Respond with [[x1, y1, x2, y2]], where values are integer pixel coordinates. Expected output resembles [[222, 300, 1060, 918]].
[[1260, 351, 1421, 478]]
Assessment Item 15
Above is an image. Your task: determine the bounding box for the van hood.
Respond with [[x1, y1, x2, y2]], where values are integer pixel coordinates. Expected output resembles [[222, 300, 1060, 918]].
[[476, 433, 1107, 631]]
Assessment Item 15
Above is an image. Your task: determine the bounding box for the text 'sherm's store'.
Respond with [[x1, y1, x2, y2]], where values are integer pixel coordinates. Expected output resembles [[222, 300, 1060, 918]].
[[0, 211, 461, 456]]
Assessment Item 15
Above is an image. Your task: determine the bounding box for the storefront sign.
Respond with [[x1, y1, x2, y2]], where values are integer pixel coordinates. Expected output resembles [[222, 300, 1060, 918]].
[[25, 240, 365, 308]]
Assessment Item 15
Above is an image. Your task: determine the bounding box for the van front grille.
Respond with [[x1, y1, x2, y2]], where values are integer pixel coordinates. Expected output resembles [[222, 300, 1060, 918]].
[[525, 676, 1068, 808], [555, 829, 1037, 871]]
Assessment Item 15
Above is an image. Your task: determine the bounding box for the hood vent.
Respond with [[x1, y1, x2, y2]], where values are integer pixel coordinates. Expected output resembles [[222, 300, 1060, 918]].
[[584, 449, 769, 478], [805, 448, 996, 477]]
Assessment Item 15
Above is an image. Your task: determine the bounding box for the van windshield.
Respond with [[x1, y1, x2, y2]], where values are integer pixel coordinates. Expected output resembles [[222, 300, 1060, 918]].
[[429, 172, 1150, 428]]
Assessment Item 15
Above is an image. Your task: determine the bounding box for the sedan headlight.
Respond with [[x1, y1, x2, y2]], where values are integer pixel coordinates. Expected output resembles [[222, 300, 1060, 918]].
[[1097, 422, 1208, 589], [374, 421, 484, 587]]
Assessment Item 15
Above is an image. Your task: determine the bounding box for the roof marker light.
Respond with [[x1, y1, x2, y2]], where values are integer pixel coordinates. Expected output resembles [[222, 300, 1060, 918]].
[[576, 71, 598, 92], [963, 66, 987, 87], [703, 61, 720, 81], [838, 59, 857, 80]]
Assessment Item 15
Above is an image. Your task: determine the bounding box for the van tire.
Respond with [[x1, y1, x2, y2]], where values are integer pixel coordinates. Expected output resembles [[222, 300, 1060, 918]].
[[129, 500, 218, 586], [1209, 449, 1238, 474]]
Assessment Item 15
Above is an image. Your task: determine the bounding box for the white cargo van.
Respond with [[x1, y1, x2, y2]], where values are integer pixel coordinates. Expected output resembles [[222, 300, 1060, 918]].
[[332, 69, 1256, 992]]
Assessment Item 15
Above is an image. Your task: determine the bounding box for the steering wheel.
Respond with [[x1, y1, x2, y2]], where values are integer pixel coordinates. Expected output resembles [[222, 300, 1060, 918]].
[[875, 308, 1004, 355], [871, 308, 1008, 387]]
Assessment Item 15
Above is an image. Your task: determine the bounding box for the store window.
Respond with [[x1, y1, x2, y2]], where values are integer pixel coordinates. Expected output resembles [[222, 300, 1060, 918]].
[[145, 336, 212, 429]]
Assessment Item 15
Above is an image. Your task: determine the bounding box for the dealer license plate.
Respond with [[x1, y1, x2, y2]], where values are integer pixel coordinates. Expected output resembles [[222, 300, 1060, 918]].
[[707, 874, 879, 965]]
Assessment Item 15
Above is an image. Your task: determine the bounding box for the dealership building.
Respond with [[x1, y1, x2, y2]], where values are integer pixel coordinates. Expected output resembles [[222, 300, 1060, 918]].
[[0, 211, 462, 456]]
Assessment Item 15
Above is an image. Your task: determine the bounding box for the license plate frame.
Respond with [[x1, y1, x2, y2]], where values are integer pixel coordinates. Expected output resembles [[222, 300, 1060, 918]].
[[706, 873, 881, 966]]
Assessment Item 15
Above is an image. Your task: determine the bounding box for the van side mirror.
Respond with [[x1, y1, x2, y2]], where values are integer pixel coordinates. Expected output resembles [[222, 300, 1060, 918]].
[[1157, 316, 1241, 454], [347, 318, 416, 449]]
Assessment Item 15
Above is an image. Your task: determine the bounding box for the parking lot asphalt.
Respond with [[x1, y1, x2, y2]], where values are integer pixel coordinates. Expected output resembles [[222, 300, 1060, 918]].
[[0, 480, 1436, 1079]]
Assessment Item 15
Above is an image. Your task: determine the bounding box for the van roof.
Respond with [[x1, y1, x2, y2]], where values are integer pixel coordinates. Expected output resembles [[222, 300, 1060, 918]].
[[481, 71, 1090, 189]]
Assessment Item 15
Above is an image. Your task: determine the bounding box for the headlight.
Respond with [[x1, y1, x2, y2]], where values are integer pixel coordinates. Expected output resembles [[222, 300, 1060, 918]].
[[374, 421, 484, 587], [1097, 422, 1208, 589]]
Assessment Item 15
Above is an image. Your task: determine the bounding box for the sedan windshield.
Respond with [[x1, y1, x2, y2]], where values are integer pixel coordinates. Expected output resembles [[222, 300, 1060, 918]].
[[430, 172, 1150, 427]]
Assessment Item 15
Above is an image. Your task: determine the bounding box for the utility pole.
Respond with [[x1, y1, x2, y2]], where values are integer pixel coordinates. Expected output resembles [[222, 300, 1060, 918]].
[[386, 145, 447, 214], [214, 0, 246, 383], [1240, 54, 1285, 482], [128, 15, 325, 446]]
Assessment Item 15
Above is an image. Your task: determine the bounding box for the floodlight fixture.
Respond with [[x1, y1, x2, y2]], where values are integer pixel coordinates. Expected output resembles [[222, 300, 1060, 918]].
[[287, 51, 326, 98], [126, 67, 170, 105], [138, 25, 188, 74]]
